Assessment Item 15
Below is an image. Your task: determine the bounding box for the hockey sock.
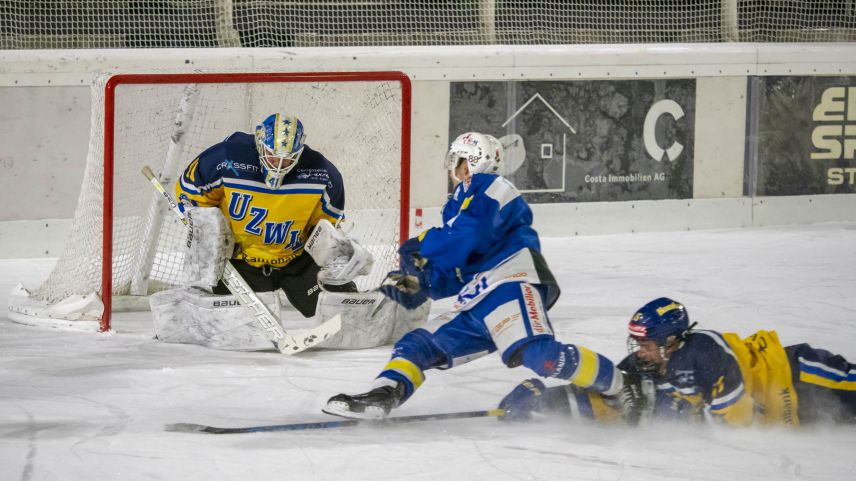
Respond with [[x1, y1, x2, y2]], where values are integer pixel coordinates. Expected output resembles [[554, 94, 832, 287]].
[[371, 329, 446, 403], [518, 338, 621, 394], [373, 357, 424, 403]]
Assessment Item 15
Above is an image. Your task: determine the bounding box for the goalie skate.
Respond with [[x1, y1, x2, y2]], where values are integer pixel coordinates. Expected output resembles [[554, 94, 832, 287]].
[[322, 384, 405, 420]]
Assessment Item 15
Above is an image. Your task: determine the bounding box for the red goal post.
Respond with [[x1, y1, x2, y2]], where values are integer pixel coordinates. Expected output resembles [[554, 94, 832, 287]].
[[14, 71, 412, 332]]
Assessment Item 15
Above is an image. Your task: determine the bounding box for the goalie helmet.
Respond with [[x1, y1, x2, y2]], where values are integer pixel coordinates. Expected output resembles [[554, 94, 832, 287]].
[[445, 132, 504, 183], [255, 113, 306, 189]]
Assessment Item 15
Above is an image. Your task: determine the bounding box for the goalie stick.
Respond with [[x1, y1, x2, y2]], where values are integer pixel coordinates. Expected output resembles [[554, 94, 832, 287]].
[[141, 166, 342, 355], [165, 408, 506, 434]]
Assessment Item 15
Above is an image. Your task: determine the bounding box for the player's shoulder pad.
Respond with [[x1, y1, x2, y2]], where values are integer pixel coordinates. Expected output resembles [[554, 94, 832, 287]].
[[195, 132, 254, 165], [296, 145, 321, 165], [298, 146, 344, 183], [678, 330, 735, 361], [299, 146, 334, 169], [223, 131, 255, 147], [477, 173, 521, 209], [192, 132, 256, 180]]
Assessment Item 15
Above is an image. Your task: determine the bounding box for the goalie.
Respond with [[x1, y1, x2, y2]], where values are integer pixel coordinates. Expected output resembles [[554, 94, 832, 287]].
[[149, 112, 428, 351]]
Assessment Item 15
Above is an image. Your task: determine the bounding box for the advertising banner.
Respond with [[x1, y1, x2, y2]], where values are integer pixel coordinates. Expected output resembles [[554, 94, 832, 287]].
[[757, 76, 856, 195], [449, 80, 696, 203]]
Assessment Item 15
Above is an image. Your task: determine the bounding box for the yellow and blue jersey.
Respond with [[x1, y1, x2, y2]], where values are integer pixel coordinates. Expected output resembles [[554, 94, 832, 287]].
[[653, 329, 856, 426], [557, 333, 855, 427], [175, 132, 344, 268], [657, 330, 757, 426]]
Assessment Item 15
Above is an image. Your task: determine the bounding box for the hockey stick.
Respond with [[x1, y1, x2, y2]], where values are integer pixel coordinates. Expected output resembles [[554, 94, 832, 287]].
[[141, 166, 342, 355], [165, 408, 506, 434]]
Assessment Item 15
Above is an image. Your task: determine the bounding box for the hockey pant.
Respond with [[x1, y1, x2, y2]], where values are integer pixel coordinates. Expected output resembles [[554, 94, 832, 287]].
[[786, 343, 856, 424], [214, 255, 356, 318], [370, 281, 619, 404]]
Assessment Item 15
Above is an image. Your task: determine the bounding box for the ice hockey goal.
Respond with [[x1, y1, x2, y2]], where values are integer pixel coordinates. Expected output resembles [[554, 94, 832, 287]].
[[8, 71, 411, 332]]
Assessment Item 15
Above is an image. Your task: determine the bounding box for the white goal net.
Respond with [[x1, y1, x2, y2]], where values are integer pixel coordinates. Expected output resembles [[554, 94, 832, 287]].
[[1, 0, 855, 48], [9, 71, 410, 331]]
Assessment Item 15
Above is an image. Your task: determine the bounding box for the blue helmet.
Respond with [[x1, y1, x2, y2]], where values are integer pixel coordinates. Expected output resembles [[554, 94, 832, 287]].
[[254, 113, 306, 189], [628, 297, 690, 345]]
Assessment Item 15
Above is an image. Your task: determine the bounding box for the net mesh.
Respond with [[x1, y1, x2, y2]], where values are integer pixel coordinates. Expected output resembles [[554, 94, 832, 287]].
[[2, 0, 854, 49], [33, 73, 406, 305]]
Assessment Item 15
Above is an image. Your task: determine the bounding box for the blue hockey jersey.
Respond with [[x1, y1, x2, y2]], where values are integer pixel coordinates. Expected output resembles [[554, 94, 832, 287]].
[[175, 132, 344, 268], [418, 173, 552, 303]]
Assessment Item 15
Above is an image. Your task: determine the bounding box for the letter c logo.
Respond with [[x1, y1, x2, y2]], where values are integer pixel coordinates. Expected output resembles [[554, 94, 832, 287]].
[[644, 99, 685, 162]]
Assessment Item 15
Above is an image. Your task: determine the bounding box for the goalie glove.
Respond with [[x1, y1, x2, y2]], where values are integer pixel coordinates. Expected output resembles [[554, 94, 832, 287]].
[[306, 219, 374, 286], [318, 241, 373, 286]]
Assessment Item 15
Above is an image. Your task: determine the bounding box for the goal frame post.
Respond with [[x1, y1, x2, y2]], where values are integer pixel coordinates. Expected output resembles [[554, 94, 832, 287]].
[[101, 71, 412, 332]]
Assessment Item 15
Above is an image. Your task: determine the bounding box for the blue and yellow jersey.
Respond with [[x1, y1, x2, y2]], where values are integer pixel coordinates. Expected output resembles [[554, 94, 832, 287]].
[[571, 335, 855, 427], [657, 329, 799, 427], [659, 330, 755, 426], [175, 132, 344, 268], [419, 173, 542, 299]]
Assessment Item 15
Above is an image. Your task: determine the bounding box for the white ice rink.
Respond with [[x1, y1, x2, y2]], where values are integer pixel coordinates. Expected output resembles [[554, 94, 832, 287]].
[[1, 223, 855, 481]]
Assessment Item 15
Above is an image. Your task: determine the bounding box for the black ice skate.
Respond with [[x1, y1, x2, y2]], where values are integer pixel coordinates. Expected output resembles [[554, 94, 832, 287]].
[[323, 383, 405, 420]]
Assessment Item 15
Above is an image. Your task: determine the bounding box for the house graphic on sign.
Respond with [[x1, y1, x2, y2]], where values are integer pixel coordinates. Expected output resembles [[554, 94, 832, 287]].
[[502, 92, 576, 193]]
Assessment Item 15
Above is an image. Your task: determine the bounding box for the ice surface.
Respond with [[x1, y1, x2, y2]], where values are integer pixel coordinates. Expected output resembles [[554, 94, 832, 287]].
[[1, 223, 855, 481]]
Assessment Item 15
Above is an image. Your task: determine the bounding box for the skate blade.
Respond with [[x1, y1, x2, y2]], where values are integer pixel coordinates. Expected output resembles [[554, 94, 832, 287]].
[[322, 401, 387, 421]]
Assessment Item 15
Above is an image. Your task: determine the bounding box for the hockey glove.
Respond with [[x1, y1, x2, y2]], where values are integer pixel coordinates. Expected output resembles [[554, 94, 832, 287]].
[[392, 236, 432, 292], [379, 271, 429, 310], [605, 370, 655, 426], [498, 378, 548, 422], [306, 219, 374, 285], [398, 237, 429, 278]]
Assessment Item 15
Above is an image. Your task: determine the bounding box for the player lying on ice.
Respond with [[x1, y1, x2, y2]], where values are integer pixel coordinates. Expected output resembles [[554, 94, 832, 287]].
[[149, 112, 428, 351], [323, 132, 646, 420], [498, 297, 856, 426]]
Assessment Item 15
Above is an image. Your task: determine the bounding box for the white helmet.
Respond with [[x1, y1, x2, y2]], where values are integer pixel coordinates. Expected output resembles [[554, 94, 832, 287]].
[[445, 132, 504, 183]]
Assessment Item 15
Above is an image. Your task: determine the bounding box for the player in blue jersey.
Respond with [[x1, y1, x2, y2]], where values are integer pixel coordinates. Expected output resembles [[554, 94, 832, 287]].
[[322, 132, 644, 419], [499, 297, 856, 426], [151, 113, 424, 351]]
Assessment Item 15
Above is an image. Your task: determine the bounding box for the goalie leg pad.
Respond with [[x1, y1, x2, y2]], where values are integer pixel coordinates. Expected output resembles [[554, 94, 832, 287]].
[[388, 297, 431, 343], [150, 286, 281, 351], [183, 207, 235, 290], [314, 290, 430, 350]]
